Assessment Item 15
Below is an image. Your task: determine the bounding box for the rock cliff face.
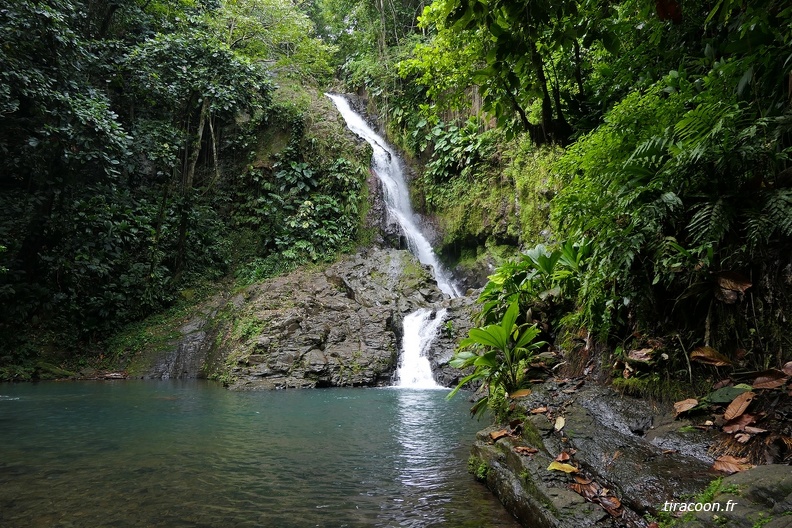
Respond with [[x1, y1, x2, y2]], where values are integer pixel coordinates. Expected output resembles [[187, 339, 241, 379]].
[[217, 248, 445, 390], [136, 247, 474, 390]]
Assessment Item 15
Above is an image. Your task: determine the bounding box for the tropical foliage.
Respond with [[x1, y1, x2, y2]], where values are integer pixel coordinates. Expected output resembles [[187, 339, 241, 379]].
[[0, 0, 367, 377], [448, 301, 546, 417]]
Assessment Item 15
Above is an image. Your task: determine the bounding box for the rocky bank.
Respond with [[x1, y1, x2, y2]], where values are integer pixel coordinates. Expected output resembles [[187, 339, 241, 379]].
[[132, 246, 476, 390]]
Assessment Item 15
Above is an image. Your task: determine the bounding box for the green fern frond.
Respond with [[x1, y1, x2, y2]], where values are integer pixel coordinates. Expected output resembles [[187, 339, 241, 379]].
[[765, 188, 792, 237], [688, 197, 734, 244]]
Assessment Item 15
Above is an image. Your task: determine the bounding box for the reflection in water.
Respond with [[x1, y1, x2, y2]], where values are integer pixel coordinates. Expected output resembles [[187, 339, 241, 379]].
[[0, 382, 520, 528]]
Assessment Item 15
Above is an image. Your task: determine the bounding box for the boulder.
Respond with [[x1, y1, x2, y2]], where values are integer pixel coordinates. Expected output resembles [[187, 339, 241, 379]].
[[222, 248, 447, 390]]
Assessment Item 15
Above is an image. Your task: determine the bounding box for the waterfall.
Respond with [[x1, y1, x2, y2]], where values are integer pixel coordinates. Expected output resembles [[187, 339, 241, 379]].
[[327, 94, 459, 389], [395, 308, 448, 389], [326, 94, 461, 298]]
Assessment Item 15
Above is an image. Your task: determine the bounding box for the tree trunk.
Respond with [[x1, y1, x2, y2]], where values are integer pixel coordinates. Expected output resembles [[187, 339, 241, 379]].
[[531, 42, 553, 144], [176, 97, 210, 275]]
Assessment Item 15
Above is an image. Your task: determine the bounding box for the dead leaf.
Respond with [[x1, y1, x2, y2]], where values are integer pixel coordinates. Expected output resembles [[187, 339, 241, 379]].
[[509, 388, 532, 399], [674, 398, 699, 415], [752, 369, 789, 389], [514, 446, 539, 455], [530, 406, 549, 414], [743, 426, 767, 434], [735, 433, 751, 444], [569, 478, 601, 500], [627, 348, 655, 363], [713, 379, 733, 389], [724, 391, 755, 421], [723, 413, 756, 433], [712, 455, 754, 474], [555, 451, 572, 462], [490, 429, 510, 442], [554, 416, 566, 431], [715, 271, 752, 304], [598, 495, 623, 517], [547, 461, 578, 473], [782, 361, 792, 377], [690, 346, 732, 367]]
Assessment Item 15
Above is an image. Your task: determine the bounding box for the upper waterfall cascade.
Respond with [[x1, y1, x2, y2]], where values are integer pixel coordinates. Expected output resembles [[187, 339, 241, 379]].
[[327, 94, 460, 389], [326, 94, 461, 298]]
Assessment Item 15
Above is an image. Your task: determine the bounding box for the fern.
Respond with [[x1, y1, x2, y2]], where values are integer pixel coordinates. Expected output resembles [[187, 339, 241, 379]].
[[687, 198, 734, 245], [765, 188, 792, 237]]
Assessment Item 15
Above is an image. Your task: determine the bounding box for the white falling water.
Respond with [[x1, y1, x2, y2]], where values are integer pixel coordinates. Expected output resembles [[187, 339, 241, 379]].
[[327, 94, 459, 389], [395, 309, 448, 389], [326, 94, 461, 298]]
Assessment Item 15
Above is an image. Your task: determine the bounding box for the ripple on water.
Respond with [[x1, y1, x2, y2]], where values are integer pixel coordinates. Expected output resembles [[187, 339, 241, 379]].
[[0, 382, 521, 528]]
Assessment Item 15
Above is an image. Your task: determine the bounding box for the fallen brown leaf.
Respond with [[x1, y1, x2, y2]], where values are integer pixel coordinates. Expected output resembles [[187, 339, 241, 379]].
[[674, 398, 699, 415], [569, 481, 600, 500], [628, 348, 654, 362], [713, 379, 733, 389], [690, 346, 732, 367], [722, 413, 756, 433], [782, 361, 792, 377], [598, 495, 623, 517], [743, 426, 767, 434], [514, 446, 539, 455], [555, 451, 572, 462], [509, 388, 532, 399], [724, 391, 755, 421], [715, 271, 752, 303], [712, 455, 754, 474], [752, 369, 789, 389], [490, 429, 510, 442]]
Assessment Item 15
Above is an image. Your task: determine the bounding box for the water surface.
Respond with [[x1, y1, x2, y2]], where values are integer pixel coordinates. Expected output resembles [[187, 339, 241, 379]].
[[0, 381, 519, 527]]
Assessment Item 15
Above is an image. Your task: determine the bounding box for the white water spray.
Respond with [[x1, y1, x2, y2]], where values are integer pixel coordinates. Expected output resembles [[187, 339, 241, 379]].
[[394, 309, 448, 389], [327, 94, 460, 389]]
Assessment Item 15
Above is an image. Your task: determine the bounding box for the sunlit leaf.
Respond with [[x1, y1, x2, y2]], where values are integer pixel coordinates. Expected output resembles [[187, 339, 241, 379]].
[[547, 461, 578, 473], [554, 416, 566, 431]]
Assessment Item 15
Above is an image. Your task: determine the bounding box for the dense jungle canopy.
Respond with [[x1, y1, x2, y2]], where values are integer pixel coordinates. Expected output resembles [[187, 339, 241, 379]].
[[1, 0, 791, 391]]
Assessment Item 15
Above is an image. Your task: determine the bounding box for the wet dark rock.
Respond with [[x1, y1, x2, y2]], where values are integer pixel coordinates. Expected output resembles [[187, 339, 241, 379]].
[[687, 464, 792, 528], [222, 247, 445, 390], [425, 293, 479, 388], [136, 247, 450, 388], [472, 382, 726, 527]]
